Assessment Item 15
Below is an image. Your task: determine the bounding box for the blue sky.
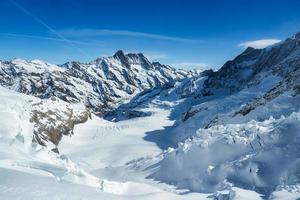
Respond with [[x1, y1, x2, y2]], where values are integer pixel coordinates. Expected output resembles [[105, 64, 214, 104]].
[[1, 0, 300, 69]]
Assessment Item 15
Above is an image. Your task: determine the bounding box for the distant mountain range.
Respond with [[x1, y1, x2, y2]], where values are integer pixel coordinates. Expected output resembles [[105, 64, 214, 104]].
[[0, 50, 191, 116]]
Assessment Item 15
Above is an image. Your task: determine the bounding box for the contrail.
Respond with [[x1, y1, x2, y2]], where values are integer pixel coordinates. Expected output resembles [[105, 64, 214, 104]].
[[60, 29, 203, 43], [0, 33, 100, 46], [9, 0, 93, 59]]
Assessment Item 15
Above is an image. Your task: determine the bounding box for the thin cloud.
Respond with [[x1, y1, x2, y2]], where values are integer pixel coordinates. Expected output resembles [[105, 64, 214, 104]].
[[171, 62, 210, 70], [0, 33, 97, 46], [59, 29, 203, 43], [238, 39, 281, 49]]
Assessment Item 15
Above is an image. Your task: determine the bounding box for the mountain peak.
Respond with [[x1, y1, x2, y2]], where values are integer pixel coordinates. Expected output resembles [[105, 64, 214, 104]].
[[113, 50, 127, 61], [113, 50, 147, 60], [111, 50, 155, 70], [244, 46, 256, 52], [294, 31, 300, 39]]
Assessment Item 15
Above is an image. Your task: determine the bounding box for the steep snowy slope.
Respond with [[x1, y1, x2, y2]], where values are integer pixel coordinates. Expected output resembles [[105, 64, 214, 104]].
[[136, 32, 300, 199]]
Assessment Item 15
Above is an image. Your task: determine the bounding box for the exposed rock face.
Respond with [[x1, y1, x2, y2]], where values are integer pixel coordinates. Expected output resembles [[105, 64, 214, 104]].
[[181, 32, 300, 122], [30, 97, 91, 148], [0, 51, 187, 116], [203, 33, 300, 93]]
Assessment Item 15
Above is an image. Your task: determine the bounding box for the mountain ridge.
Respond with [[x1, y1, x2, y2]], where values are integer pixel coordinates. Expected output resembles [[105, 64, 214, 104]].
[[0, 50, 190, 116]]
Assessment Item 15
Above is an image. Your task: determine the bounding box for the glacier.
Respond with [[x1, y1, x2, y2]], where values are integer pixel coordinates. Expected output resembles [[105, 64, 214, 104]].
[[1, 32, 300, 199]]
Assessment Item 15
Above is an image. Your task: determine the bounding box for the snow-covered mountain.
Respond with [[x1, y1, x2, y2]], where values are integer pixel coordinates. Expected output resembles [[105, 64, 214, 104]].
[[182, 32, 300, 126], [138, 32, 300, 198], [0, 50, 187, 115], [0, 51, 190, 147], [204, 32, 300, 94], [1, 32, 300, 200]]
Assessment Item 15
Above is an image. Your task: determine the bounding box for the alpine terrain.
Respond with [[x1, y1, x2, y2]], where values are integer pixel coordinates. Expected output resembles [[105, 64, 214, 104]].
[[1, 32, 300, 200]]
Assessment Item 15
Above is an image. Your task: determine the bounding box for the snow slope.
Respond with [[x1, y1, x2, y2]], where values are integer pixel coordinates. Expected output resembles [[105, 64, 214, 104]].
[[59, 106, 173, 169], [138, 32, 300, 199], [0, 86, 207, 199]]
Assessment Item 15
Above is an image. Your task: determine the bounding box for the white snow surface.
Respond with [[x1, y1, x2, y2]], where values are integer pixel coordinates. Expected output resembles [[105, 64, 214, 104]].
[[1, 36, 300, 199], [1, 76, 300, 199], [1, 65, 300, 199], [0, 86, 206, 199]]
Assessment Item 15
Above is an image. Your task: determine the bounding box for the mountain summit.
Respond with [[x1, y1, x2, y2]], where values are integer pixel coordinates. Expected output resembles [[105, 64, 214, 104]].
[[0, 51, 187, 115]]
